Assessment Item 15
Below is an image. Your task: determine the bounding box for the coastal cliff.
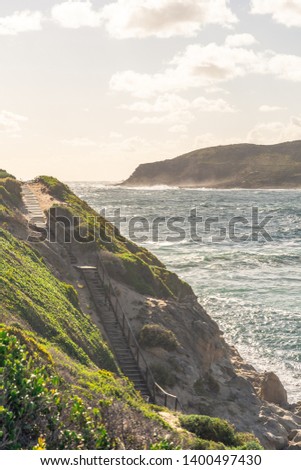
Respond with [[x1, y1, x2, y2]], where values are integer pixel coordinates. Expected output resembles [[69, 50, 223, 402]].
[[1, 172, 301, 449], [121, 141, 301, 188]]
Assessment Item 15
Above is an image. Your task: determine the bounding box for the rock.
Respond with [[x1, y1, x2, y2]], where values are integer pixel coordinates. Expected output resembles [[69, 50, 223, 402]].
[[260, 372, 288, 406], [288, 429, 301, 443], [287, 430, 301, 449], [287, 442, 301, 449], [264, 431, 288, 450]]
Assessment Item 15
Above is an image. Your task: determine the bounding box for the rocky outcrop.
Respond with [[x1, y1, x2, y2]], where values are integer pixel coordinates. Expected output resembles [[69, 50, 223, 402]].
[[287, 430, 301, 449], [260, 372, 288, 406], [121, 140, 301, 189]]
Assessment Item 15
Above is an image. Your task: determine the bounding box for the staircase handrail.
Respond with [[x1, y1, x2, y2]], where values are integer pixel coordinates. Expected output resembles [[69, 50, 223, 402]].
[[96, 253, 182, 411]]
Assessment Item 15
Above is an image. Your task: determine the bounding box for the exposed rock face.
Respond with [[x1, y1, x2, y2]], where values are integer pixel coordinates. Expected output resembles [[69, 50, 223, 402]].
[[287, 430, 301, 449], [121, 140, 301, 189], [260, 372, 288, 406]]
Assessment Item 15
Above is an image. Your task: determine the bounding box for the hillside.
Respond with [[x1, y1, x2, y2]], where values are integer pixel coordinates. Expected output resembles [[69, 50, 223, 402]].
[[1, 172, 301, 449], [121, 141, 301, 188]]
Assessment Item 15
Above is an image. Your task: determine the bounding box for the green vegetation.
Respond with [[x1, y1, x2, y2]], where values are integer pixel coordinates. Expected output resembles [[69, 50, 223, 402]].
[[36, 175, 70, 200], [0, 177, 22, 218], [139, 324, 179, 351], [0, 228, 116, 371], [0, 169, 15, 179], [0, 328, 112, 450], [179, 415, 263, 450], [179, 414, 237, 446], [150, 440, 180, 450]]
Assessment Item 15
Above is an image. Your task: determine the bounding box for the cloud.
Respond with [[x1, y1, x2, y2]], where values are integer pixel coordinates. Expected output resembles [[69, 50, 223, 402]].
[[225, 33, 257, 47], [122, 93, 235, 114], [247, 116, 301, 144], [259, 105, 286, 112], [0, 111, 28, 136], [101, 0, 237, 39], [110, 42, 261, 97], [122, 93, 235, 128], [268, 53, 301, 81], [110, 39, 301, 98], [52, 1, 102, 29], [0, 11, 42, 35], [250, 0, 301, 27]]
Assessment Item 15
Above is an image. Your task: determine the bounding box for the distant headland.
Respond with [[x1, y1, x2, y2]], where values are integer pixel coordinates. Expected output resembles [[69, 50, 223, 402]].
[[121, 141, 301, 189]]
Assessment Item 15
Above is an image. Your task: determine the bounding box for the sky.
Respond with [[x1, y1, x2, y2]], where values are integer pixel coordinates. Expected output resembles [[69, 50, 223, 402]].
[[1, 0, 301, 181]]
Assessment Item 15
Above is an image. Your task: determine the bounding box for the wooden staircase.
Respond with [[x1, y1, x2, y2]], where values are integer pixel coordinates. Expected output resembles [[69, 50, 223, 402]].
[[78, 266, 151, 398]]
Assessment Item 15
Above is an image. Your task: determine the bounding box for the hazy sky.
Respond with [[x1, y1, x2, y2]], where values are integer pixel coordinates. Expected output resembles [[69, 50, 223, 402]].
[[1, 0, 301, 181]]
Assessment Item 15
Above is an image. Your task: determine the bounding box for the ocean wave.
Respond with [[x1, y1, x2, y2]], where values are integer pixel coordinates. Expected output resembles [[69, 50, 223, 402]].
[[120, 184, 180, 190]]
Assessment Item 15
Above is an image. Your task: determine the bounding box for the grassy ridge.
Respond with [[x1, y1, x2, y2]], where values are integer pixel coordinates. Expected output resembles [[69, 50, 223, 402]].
[[36, 176, 193, 299]]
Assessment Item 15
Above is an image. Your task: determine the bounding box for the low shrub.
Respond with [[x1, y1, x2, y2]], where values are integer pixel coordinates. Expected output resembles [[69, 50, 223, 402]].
[[179, 415, 263, 449], [179, 415, 237, 447], [190, 438, 226, 450], [139, 324, 179, 351]]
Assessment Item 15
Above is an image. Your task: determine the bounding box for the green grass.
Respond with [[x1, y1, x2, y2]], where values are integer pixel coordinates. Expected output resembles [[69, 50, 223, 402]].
[[0, 228, 116, 371], [0, 178, 22, 218]]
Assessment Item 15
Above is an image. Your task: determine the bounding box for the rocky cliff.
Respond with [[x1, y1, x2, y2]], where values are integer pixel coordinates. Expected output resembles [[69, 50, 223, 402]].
[[121, 141, 301, 188]]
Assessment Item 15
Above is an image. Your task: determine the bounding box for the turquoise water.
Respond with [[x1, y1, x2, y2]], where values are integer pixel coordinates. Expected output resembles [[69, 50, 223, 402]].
[[70, 183, 301, 403]]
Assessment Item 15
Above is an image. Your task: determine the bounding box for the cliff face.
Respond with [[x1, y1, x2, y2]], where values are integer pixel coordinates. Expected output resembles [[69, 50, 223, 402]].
[[1, 174, 301, 450], [121, 141, 301, 188]]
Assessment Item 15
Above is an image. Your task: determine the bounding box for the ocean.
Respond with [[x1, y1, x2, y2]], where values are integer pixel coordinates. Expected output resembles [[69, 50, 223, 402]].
[[70, 183, 301, 403]]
